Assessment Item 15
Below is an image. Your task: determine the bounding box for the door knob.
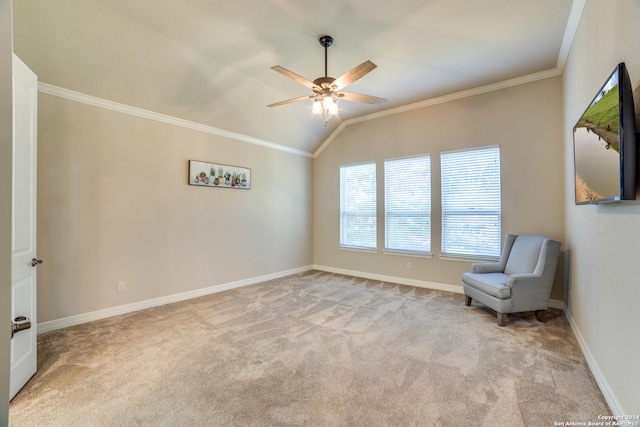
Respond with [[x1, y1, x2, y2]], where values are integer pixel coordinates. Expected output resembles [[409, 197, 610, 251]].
[[31, 258, 43, 267], [11, 316, 31, 339]]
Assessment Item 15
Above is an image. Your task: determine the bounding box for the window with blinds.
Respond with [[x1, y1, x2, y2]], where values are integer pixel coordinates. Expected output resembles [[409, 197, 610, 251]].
[[441, 146, 501, 258], [384, 155, 431, 254], [340, 162, 377, 250]]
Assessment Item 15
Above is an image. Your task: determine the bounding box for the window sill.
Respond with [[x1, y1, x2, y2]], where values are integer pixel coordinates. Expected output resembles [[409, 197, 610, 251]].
[[439, 254, 499, 263], [384, 250, 432, 259], [339, 246, 378, 254]]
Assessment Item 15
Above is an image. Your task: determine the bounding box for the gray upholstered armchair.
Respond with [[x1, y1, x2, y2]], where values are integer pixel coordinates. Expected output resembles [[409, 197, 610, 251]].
[[462, 234, 561, 326]]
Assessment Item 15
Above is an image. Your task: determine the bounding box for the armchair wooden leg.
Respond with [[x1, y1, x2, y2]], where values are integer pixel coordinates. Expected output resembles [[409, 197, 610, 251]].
[[464, 295, 472, 306], [497, 312, 507, 327], [535, 310, 547, 323]]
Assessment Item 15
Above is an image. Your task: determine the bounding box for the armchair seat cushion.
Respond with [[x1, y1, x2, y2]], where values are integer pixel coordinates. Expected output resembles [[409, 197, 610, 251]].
[[462, 272, 511, 299]]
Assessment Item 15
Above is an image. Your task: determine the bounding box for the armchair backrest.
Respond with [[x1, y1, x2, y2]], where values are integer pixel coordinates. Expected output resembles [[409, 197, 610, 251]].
[[504, 235, 551, 275]]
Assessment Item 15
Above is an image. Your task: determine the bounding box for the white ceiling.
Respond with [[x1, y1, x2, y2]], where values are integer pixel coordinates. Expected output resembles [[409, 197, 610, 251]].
[[13, 0, 577, 155]]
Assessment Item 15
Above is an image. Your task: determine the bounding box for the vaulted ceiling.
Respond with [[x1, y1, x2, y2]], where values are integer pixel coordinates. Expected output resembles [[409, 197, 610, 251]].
[[13, 0, 577, 155]]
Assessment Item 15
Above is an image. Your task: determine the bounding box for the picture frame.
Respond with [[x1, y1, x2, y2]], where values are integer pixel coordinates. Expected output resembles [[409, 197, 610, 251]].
[[188, 160, 251, 189]]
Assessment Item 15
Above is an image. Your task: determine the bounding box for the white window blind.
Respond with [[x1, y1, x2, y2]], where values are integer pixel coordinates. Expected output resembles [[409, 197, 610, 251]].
[[340, 162, 377, 249], [441, 146, 501, 258], [384, 155, 431, 254]]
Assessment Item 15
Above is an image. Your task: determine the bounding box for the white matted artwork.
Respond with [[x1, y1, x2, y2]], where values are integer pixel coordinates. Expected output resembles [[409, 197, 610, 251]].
[[188, 160, 251, 189]]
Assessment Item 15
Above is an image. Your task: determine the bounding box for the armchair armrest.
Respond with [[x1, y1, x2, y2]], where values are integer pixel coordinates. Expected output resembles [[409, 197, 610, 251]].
[[506, 238, 560, 293], [471, 262, 504, 274], [505, 273, 548, 310], [505, 273, 542, 288]]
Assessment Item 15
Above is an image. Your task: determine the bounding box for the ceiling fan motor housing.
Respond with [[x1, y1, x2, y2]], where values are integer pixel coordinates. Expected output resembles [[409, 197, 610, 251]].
[[313, 76, 337, 92]]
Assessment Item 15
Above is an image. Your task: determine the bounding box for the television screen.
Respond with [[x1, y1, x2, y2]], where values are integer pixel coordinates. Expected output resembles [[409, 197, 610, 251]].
[[573, 63, 636, 204]]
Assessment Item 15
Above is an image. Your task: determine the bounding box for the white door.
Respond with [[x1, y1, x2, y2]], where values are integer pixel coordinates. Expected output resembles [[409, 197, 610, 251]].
[[10, 54, 38, 400]]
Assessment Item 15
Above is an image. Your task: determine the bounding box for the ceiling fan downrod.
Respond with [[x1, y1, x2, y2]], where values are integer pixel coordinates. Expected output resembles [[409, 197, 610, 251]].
[[319, 35, 333, 78]]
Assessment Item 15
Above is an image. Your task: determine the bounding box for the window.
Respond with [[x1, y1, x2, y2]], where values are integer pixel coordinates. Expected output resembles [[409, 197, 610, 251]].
[[340, 162, 377, 250], [384, 155, 431, 254], [441, 146, 501, 258]]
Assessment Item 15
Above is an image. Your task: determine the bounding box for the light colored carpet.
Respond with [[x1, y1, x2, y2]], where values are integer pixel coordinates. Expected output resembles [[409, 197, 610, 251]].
[[10, 270, 609, 426]]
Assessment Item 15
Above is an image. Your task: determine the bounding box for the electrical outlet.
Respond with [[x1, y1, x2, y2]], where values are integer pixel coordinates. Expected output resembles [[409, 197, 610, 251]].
[[117, 281, 126, 293], [406, 262, 412, 270]]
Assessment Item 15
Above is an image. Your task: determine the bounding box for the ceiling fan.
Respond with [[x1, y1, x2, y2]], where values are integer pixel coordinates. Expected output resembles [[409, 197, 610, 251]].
[[268, 35, 387, 124]]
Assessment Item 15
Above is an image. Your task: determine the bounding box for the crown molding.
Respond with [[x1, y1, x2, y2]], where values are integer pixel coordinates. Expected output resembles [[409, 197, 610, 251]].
[[313, 67, 563, 158], [556, 0, 586, 70], [313, 0, 586, 159], [38, 0, 585, 162], [37, 82, 313, 159]]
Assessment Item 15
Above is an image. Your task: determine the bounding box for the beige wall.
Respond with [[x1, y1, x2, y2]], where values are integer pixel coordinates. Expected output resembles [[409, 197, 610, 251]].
[[563, 0, 640, 416], [313, 77, 565, 298], [36, 94, 313, 323], [1, 1, 12, 422], [11, 0, 640, 419]]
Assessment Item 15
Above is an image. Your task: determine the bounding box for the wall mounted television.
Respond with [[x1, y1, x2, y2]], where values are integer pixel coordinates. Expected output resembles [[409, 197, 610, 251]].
[[573, 62, 637, 204]]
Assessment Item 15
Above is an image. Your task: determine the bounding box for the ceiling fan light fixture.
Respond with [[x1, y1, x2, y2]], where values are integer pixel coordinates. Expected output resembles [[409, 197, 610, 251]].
[[327, 99, 339, 116], [322, 95, 335, 110], [312, 99, 323, 115]]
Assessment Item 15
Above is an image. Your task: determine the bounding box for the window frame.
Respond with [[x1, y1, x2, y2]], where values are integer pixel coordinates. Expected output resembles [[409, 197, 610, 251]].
[[383, 154, 432, 255], [440, 145, 501, 260], [339, 161, 377, 251]]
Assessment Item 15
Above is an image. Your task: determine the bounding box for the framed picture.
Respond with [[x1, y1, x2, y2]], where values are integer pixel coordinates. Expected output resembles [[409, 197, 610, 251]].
[[188, 160, 251, 189]]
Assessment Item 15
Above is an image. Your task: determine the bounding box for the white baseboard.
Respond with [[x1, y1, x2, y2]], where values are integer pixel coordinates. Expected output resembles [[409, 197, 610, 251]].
[[314, 265, 637, 419], [312, 264, 565, 309], [312, 264, 464, 294], [39, 263, 566, 333], [562, 306, 636, 423], [39, 264, 633, 422], [548, 298, 565, 310], [38, 265, 313, 334]]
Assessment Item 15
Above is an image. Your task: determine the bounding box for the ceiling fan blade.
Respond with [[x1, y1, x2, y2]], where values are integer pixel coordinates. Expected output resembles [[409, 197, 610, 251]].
[[271, 66, 318, 90], [332, 60, 377, 91], [337, 92, 387, 104], [267, 94, 314, 108]]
